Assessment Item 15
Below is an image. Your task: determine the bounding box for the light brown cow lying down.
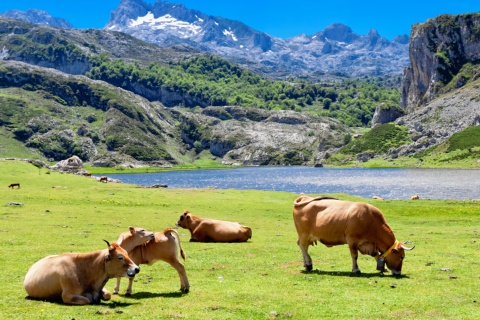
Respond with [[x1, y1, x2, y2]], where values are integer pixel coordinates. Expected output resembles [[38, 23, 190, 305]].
[[23, 241, 139, 305], [176, 210, 252, 242], [293, 196, 414, 275], [114, 226, 190, 295]]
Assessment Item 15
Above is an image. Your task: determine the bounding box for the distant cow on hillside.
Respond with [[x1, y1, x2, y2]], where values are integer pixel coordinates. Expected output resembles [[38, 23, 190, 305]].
[[8, 183, 20, 189]]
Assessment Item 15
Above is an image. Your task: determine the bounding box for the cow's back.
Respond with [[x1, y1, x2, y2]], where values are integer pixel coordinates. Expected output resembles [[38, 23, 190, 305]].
[[199, 219, 250, 242], [293, 197, 368, 246], [24, 255, 66, 300]]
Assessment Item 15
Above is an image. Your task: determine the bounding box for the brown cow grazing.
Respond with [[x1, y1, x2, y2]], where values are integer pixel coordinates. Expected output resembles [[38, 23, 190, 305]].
[[114, 226, 190, 295], [8, 183, 20, 189], [24, 240, 139, 305], [293, 196, 414, 275], [99, 176, 108, 183], [176, 210, 252, 243]]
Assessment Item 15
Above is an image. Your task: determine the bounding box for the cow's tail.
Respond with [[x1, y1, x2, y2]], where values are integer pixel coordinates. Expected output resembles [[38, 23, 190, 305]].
[[293, 195, 339, 206], [165, 228, 186, 261]]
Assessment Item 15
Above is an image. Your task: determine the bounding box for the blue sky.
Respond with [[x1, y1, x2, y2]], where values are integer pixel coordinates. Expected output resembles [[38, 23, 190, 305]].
[[0, 0, 479, 40]]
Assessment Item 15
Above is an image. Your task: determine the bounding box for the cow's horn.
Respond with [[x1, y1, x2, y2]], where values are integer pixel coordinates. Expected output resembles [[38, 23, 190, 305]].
[[104, 239, 112, 249], [401, 243, 415, 251]]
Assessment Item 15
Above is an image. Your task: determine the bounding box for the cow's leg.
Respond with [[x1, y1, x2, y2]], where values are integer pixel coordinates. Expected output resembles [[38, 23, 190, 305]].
[[297, 238, 313, 271], [113, 277, 121, 294], [62, 291, 91, 305], [60, 279, 91, 305], [168, 259, 190, 293], [101, 288, 111, 301], [348, 245, 361, 275], [125, 277, 134, 296]]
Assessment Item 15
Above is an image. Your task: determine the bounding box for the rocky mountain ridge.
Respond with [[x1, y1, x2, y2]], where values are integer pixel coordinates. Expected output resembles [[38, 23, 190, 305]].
[[0, 9, 73, 29], [105, 0, 409, 78]]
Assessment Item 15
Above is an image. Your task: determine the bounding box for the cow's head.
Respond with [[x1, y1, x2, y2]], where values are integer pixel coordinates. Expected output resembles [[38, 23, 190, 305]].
[[176, 211, 191, 229], [103, 240, 139, 278], [129, 226, 154, 244], [383, 241, 414, 275]]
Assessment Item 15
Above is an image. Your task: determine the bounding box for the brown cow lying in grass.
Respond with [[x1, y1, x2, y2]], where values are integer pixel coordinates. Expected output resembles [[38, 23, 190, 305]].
[[114, 226, 190, 295], [23, 240, 139, 305], [176, 210, 252, 242]]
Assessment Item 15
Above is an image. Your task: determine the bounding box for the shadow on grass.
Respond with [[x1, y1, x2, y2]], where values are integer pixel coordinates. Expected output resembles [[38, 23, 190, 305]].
[[301, 269, 410, 279], [124, 291, 187, 300], [25, 296, 139, 306]]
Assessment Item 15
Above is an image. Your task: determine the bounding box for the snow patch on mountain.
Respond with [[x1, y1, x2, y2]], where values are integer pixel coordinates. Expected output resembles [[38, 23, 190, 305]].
[[129, 12, 202, 37], [223, 28, 238, 42]]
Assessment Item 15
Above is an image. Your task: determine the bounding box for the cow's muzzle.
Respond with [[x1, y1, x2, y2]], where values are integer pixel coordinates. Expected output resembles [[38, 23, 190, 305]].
[[127, 266, 140, 277]]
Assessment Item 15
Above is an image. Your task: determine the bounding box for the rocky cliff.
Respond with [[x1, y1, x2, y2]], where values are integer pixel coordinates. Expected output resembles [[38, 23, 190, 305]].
[[400, 13, 480, 113]]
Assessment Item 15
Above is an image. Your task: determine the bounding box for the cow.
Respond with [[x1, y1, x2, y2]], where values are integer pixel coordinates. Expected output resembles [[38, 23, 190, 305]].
[[99, 176, 108, 183], [23, 240, 139, 305], [8, 183, 20, 189], [176, 210, 252, 243], [293, 196, 414, 275], [411, 195, 420, 200], [114, 226, 190, 295]]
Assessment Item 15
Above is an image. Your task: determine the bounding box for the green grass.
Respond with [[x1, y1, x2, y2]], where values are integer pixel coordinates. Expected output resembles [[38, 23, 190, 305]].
[[1, 160, 480, 319]]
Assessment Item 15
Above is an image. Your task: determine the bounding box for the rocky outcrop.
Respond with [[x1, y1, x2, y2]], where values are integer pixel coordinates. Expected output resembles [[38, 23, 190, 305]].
[[371, 104, 405, 127], [50, 156, 90, 175], [393, 80, 480, 157], [400, 13, 480, 113], [180, 106, 350, 166]]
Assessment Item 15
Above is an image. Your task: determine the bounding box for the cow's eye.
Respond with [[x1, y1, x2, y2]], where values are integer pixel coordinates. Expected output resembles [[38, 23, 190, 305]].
[[117, 255, 124, 261]]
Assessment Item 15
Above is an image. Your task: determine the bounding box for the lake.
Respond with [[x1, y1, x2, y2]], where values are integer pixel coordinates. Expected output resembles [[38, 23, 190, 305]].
[[102, 167, 480, 200]]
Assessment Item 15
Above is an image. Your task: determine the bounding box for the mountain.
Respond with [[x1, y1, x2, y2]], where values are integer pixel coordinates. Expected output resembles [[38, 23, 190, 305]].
[[0, 9, 74, 29], [105, 0, 409, 78], [0, 60, 349, 166]]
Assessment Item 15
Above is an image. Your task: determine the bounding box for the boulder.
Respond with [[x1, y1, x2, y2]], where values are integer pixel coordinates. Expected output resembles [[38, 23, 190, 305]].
[[50, 156, 89, 175]]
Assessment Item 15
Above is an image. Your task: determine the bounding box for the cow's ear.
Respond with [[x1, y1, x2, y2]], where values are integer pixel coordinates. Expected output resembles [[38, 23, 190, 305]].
[[186, 215, 191, 220], [129, 226, 135, 234], [105, 253, 112, 261], [392, 248, 399, 254]]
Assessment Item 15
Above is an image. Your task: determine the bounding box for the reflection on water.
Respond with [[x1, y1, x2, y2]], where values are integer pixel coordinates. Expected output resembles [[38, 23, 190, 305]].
[[104, 167, 480, 200]]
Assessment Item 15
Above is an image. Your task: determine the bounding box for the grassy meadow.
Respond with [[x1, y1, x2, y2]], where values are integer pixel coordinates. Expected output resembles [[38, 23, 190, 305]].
[[1, 160, 479, 319]]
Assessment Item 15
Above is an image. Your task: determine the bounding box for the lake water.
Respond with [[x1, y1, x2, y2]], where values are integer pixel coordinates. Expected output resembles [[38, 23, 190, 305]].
[[103, 167, 480, 200]]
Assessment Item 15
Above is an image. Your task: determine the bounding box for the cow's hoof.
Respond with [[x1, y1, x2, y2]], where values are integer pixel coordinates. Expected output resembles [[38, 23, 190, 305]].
[[125, 292, 132, 297], [181, 287, 190, 293], [353, 270, 361, 275], [305, 264, 313, 271]]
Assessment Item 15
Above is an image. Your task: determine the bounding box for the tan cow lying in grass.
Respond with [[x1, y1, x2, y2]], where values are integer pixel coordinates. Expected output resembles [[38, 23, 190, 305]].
[[114, 226, 190, 295], [176, 210, 252, 242], [293, 196, 414, 275], [23, 240, 139, 305]]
